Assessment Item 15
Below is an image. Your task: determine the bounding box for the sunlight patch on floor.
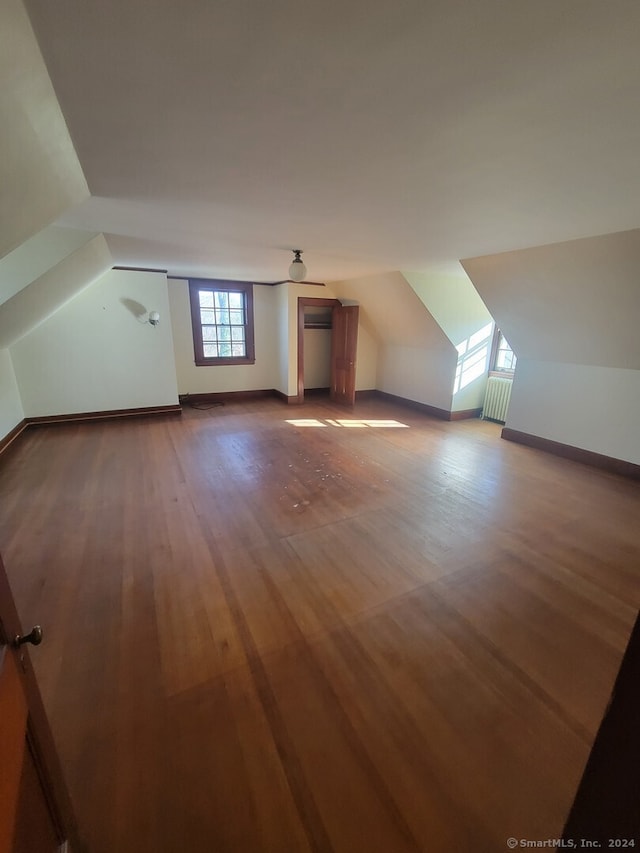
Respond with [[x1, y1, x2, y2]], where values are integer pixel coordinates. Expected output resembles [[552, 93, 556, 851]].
[[285, 419, 327, 427], [286, 418, 409, 428]]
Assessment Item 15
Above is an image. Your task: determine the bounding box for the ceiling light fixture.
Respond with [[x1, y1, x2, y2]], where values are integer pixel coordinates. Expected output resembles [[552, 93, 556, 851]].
[[289, 249, 307, 282]]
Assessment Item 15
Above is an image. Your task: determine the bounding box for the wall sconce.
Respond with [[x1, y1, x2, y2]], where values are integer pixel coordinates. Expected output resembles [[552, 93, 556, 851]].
[[121, 298, 160, 327]]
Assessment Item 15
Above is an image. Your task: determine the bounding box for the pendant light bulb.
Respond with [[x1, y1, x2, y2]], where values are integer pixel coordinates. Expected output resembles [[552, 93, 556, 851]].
[[289, 249, 307, 282]]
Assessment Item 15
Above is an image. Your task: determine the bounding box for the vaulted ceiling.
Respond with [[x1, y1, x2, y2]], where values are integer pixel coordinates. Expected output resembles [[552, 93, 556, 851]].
[[19, 0, 640, 282]]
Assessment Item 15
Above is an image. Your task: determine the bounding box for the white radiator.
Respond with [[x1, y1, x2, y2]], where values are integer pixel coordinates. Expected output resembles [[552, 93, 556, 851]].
[[483, 376, 513, 422]]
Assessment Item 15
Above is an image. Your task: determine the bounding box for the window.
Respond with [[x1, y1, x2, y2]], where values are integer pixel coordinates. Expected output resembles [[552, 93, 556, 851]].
[[189, 279, 255, 366], [490, 328, 517, 375]]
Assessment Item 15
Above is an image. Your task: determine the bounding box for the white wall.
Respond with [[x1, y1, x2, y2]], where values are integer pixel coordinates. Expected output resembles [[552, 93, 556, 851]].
[[168, 278, 278, 394], [462, 229, 640, 369], [303, 329, 331, 389], [378, 345, 457, 410], [0, 349, 24, 438], [331, 272, 455, 409], [11, 269, 179, 416], [463, 228, 640, 463], [507, 360, 640, 464], [353, 317, 378, 391], [274, 284, 290, 395]]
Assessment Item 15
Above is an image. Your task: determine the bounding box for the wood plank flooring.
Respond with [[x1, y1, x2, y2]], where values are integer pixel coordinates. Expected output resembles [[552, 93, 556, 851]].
[[0, 396, 638, 852]]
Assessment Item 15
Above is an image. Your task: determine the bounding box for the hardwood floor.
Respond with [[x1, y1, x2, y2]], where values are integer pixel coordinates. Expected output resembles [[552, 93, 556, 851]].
[[0, 396, 638, 852]]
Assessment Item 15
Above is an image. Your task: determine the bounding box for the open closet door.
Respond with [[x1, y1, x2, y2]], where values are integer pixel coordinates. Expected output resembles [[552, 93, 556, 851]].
[[0, 552, 82, 852], [330, 305, 359, 406]]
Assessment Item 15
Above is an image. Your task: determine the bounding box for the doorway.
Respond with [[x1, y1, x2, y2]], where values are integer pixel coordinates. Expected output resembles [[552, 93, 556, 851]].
[[296, 297, 340, 403], [296, 297, 359, 406]]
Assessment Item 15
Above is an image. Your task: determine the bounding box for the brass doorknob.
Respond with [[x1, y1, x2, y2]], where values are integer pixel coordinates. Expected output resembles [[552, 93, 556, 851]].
[[14, 625, 43, 647]]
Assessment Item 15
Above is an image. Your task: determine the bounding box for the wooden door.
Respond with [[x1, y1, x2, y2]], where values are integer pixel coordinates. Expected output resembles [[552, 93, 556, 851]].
[[330, 305, 359, 406], [0, 553, 81, 853]]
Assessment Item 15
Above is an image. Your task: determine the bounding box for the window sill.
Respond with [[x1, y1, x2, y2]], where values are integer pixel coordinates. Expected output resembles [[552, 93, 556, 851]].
[[195, 357, 256, 367]]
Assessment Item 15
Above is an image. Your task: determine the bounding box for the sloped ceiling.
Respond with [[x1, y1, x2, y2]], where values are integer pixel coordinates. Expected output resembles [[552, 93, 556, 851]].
[[402, 272, 492, 349], [0, 0, 108, 346], [461, 228, 640, 369], [0, 0, 88, 259], [0, 234, 112, 349], [21, 0, 640, 282], [0, 225, 98, 307], [332, 272, 453, 351]]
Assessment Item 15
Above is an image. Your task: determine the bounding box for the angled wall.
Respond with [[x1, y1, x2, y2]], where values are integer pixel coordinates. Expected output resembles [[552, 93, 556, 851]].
[[10, 269, 179, 417], [462, 229, 640, 464], [462, 229, 640, 369], [403, 271, 493, 411], [331, 272, 457, 411]]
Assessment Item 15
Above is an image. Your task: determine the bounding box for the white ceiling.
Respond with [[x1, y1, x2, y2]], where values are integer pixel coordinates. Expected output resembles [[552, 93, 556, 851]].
[[23, 0, 640, 283]]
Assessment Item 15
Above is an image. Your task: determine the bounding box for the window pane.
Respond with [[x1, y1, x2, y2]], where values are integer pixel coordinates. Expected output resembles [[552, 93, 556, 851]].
[[496, 349, 517, 370], [202, 326, 217, 342], [189, 280, 254, 366], [493, 330, 516, 373]]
